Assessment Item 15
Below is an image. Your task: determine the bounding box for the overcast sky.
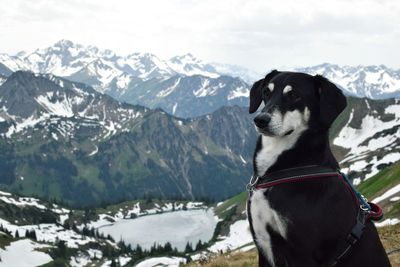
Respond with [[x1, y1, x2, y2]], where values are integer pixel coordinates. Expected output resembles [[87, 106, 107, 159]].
[[1, 0, 399, 72]]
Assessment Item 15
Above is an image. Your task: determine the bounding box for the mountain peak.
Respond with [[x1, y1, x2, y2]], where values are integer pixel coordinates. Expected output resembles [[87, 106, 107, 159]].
[[170, 53, 199, 64], [7, 70, 36, 82], [54, 39, 75, 48]]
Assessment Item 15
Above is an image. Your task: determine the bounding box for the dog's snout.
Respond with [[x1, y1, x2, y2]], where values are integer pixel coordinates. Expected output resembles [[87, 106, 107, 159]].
[[254, 114, 271, 129]]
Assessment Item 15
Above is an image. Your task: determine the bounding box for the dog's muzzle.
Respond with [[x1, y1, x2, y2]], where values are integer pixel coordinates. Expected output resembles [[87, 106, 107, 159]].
[[254, 113, 271, 129]]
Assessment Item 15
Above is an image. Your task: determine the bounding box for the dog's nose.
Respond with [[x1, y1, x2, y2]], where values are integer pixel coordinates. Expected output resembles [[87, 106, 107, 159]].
[[254, 114, 271, 129]]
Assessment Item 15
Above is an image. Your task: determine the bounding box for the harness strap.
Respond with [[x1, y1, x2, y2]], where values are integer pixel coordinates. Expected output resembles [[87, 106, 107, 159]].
[[328, 207, 367, 266], [247, 165, 384, 266]]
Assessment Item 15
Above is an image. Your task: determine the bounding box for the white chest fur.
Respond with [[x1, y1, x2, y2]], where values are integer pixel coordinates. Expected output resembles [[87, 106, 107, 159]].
[[255, 133, 301, 177], [250, 189, 288, 266]]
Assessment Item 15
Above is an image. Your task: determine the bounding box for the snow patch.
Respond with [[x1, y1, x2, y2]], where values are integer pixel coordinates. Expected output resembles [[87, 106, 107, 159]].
[[135, 257, 186, 267], [0, 239, 52, 267], [208, 220, 253, 253], [227, 86, 249, 100], [375, 218, 400, 227], [372, 184, 400, 204], [88, 145, 99, 156], [157, 78, 181, 98]]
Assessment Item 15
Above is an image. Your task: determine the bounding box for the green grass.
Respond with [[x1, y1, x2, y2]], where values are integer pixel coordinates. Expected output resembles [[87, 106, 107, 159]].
[[76, 163, 104, 191], [357, 161, 400, 200], [329, 97, 354, 140], [214, 191, 247, 220], [386, 201, 400, 218]]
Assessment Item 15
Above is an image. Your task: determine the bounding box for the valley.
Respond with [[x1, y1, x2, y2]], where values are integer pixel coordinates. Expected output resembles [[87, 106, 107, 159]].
[[0, 40, 400, 266], [1, 162, 400, 266]]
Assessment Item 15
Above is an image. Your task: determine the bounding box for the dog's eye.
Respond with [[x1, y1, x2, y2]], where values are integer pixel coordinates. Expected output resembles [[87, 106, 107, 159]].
[[287, 91, 301, 102], [262, 89, 270, 98]]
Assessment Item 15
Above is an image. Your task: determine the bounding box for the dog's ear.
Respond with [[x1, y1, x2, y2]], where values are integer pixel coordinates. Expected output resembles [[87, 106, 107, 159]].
[[249, 70, 279, 114], [315, 75, 347, 126]]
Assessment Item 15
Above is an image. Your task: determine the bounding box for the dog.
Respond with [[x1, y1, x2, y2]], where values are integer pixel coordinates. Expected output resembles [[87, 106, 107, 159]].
[[247, 70, 391, 267]]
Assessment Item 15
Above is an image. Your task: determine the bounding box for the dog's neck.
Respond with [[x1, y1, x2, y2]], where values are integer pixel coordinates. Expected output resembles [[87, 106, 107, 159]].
[[254, 128, 338, 177]]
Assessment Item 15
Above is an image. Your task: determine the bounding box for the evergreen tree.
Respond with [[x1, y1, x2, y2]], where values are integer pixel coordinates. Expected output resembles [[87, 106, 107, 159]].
[[184, 242, 193, 253], [135, 244, 143, 257], [164, 242, 173, 252], [25, 229, 31, 239], [195, 240, 203, 251], [31, 230, 37, 241], [56, 240, 68, 259]]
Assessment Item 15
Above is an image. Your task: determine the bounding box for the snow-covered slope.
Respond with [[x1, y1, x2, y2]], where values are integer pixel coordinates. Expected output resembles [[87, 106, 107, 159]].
[[168, 53, 220, 78], [0, 189, 146, 267], [332, 97, 400, 183], [0, 188, 253, 267], [107, 74, 250, 118], [210, 62, 262, 84], [119, 53, 176, 80], [2, 41, 400, 101], [0, 54, 29, 72], [0, 239, 53, 267], [0, 71, 145, 140], [0, 41, 254, 116], [23, 39, 116, 77]]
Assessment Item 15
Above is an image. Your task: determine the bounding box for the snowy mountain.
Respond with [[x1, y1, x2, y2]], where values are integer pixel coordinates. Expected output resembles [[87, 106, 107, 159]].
[[23, 39, 116, 77], [2, 41, 400, 119], [120, 52, 177, 79], [0, 53, 29, 73], [0, 40, 252, 113], [210, 62, 262, 84], [168, 53, 220, 78], [106, 74, 250, 118], [0, 71, 144, 140], [1, 71, 400, 206], [1, 40, 223, 83], [297, 63, 400, 99], [0, 71, 255, 206]]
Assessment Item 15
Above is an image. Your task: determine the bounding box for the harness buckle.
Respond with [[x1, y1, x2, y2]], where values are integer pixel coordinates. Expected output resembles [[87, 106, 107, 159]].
[[346, 234, 358, 245], [246, 175, 259, 192]]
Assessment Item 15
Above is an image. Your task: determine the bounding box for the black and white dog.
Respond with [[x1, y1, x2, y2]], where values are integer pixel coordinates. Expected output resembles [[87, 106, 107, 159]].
[[247, 70, 390, 266]]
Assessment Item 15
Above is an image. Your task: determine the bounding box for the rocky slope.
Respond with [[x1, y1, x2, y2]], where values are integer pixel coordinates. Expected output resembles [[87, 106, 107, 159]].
[[0, 71, 255, 206]]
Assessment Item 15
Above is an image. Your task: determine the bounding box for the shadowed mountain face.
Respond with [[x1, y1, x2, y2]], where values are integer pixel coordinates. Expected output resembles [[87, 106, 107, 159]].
[[0, 71, 256, 206], [0, 72, 399, 206]]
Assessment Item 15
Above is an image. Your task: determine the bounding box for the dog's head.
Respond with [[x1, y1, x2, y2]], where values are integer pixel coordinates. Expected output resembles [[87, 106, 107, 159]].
[[249, 70, 346, 137]]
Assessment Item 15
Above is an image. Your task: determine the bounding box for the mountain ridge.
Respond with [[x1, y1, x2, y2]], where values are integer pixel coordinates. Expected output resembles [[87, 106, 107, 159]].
[[1, 40, 400, 119], [0, 71, 255, 206]]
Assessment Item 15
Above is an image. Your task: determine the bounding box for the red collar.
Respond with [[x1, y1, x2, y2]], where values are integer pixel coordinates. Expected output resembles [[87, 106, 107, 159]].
[[247, 165, 339, 191], [247, 165, 383, 221]]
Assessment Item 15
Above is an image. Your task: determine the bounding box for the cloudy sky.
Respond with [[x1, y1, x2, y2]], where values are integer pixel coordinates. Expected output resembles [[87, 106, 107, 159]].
[[0, 0, 399, 72]]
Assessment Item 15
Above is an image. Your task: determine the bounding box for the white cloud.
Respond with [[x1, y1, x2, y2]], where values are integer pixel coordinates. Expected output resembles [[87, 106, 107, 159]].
[[0, 0, 399, 72]]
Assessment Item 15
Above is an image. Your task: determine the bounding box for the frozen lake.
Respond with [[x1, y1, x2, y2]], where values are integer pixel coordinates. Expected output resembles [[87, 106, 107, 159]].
[[98, 209, 218, 251]]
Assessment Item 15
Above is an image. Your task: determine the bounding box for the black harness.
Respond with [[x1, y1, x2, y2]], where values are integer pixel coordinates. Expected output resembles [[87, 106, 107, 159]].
[[247, 165, 383, 266]]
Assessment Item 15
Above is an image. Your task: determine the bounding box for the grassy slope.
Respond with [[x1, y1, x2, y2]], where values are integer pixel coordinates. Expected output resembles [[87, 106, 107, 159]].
[[357, 161, 400, 218], [358, 161, 400, 200], [183, 224, 400, 267], [181, 224, 400, 267]]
